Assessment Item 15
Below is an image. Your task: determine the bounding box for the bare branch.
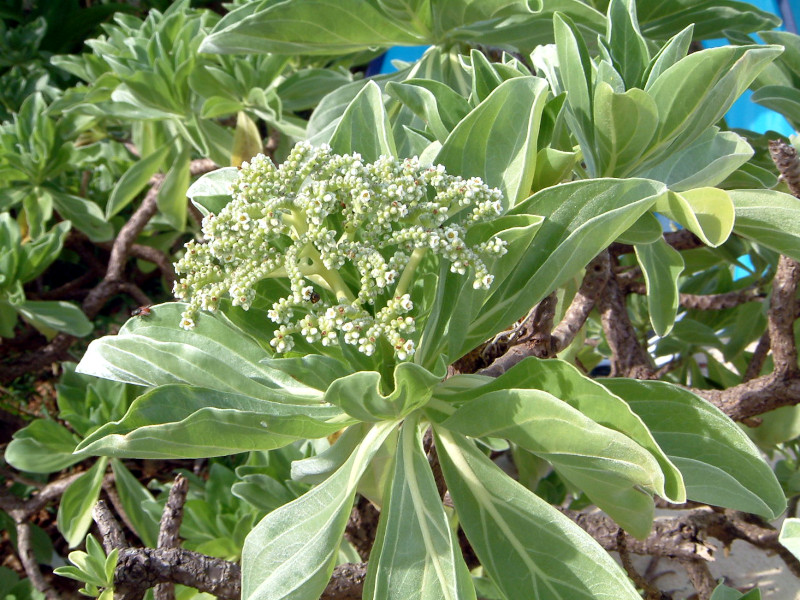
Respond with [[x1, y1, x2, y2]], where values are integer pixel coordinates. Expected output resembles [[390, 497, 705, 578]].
[[93, 500, 127, 553], [625, 283, 764, 310]]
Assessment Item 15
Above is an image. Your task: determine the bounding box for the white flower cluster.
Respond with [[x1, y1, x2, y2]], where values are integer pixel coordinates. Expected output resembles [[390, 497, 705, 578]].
[[173, 142, 507, 359]]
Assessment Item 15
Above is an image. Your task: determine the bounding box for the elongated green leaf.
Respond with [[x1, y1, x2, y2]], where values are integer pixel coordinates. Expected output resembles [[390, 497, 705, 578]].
[[638, 1, 779, 40], [201, 0, 422, 55], [435, 429, 641, 600], [77, 303, 319, 401], [730, 189, 800, 262], [76, 385, 347, 459], [57, 457, 108, 548], [531, 147, 576, 191], [605, 0, 649, 88], [110, 460, 159, 547], [554, 13, 596, 174], [242, 422, 396, 600], [106, 145, 170, 219], [364, 416, 475, 600], [655, 187, 734, 247], [779, 519, 800, 562], [635, 238, 684, 336], [324, 362, 442, 421], [644, 25, 693, 89], [5, 420, 81, 473], [592, 83, 657, 177], [436, 356, 684, 503], [456, 178, 665, 360], [329, 81, 396, 162], [17, 300, 93, 337], [435, 76, 550, 206], [603, 379, 786, 519], [646, 45, 781, 154], [442, 389, 662, 537], [638, 127, 753, 191], [157, 146, 190, 230]]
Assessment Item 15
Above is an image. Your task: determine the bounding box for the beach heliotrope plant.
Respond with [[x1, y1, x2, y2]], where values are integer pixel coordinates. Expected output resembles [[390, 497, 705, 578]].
[[173, 142, 507, 360]]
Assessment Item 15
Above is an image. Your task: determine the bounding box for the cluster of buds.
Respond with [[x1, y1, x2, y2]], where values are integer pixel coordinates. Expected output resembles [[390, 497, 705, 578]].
[[173, 142, 507, 360]]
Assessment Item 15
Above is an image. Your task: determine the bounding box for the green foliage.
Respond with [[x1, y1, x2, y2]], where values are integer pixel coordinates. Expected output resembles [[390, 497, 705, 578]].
[[2, 1, 799, 599]]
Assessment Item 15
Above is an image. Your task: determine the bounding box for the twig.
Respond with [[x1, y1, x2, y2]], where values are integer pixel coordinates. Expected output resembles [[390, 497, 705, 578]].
[[477, 252, 610, 376], [679, 559, 717, 600], [767, 256, 800, 377], [154, 475, 189, 600], [598, 267, 655, 379], [625, 283, 764, 310], [93, 500, 127, 553], [616, 529, 669, 600], [743, 331, 771, 382]]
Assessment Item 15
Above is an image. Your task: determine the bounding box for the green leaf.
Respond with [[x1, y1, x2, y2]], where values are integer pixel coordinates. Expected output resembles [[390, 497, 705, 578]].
[[637, 127, 753, 191], [110, 460, 159, 547], [186, 167, 239, 217], [386, 79, 471, 143], [157, 145, 190, 230], [441, 389, 663, 538], [231, 111, 263, 168], [645, 44, 781, 155], [241, 422, 396, 600], [553, 12, 596, 175], [435, 76, 550, 206], [200, 0, 422, 55], [592, 83, 658, 177], [603, 379, 786, 519], [710, 583, 762, 600], [437, 356, 685, 503], [57, 457, 108, 548], [324, 362, 442, 422], [329, 81, 396, 162], [106, 145, 170, 219], [76, 385, 347, 459], [50, 191, 113, 242], [779, 518, 800, 562], [77, 303, 319, 401], [435, 429, 641, 600], [364, 415, 475, 600], [644, 25, 693, 88], [531, 147, 576, 191], [605, 0, 649, 87], [16, 221, 71, 284], [616, 212, 663, 244], [635, 238, 684, 336], [17, 300, 93, 337], [655, 187, 734, 247], [452, 178, 665, 361], [5, 420, 81, 473], [730, 189, 800, 262]]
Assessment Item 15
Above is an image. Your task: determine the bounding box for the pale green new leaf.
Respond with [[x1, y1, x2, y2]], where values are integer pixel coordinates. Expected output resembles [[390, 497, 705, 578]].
[[603, 379, 786, 519], [57, 457, 108, 548], [200, 0, 423, 55], [386, 79, 471, 143], [329, 81, 396, 162], [592, 83, 657, 177], [363, 416, 475, 600], [242, 422, 396, 600], [655, 187, 734, 247], [730, 189, 800, 262], [76, 385, 347, 459], [77, 303, 319, 400], [605, 0, 649, 88], [442, 389, 663, 538], [435, 76, 550, 206], [324, 362, 442, 422], [635, 238, 684, 336], [157, 145, 190, 230], [435, 429, 641, 600]]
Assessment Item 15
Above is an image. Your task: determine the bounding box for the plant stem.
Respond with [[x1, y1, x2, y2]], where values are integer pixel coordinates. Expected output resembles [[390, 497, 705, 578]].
[[395, 247, 427, 297]]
